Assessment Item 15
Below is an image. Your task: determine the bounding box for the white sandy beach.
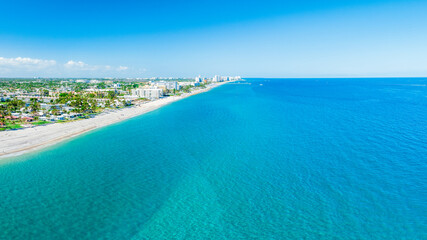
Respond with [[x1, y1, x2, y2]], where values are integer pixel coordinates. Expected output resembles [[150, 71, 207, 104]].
[[0, 82, 229, 159]]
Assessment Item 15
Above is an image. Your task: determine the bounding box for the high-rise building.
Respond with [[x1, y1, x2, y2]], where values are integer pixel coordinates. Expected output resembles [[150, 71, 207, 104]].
[[213, 75, 221, 82]]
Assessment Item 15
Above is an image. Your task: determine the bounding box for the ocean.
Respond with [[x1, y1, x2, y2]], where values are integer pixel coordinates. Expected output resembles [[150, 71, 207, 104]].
[[0, 78, 426, 239]]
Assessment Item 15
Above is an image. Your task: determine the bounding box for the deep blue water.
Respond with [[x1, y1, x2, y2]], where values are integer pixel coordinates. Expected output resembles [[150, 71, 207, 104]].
[[0, 78, 426, 239]]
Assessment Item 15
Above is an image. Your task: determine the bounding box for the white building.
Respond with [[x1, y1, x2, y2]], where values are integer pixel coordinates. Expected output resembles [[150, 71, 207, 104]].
[[155, 81, 180, 90], [213, 75, 221, 82], [76, 79, 89, 83], [132, 87, 163, 99], [179, 82, 194, 87], [89, 80, 101, 84], [195, 76, 202, 83]]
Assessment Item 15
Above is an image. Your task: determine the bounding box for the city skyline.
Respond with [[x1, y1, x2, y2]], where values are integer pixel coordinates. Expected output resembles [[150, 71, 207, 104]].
[[1, 0, 426, 78]]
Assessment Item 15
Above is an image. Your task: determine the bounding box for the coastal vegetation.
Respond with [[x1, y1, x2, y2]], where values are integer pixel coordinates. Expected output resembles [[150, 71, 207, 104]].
[[0, 77, 234, 131]]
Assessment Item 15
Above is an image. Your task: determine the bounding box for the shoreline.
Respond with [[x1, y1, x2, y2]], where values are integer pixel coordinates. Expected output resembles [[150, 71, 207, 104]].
[[0, 81, 230, 159]]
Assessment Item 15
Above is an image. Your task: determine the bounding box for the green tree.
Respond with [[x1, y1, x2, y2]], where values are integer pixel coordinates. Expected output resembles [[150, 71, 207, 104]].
[[30, 98, 40, 113], [98, 82, 106, 89], [7, 98, 25, 112], [0, 105, 9, 126], [51, 108, 60, 116], [107, 91, 116, 99], [89, 99, 97, 112]]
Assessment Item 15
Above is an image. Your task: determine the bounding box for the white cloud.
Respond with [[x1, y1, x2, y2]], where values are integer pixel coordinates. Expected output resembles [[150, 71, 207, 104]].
[[0, 56, 131, 77], [65, 60, 128, 72], [0, 57, 56, 69], [64, 60, 87, 68], [117, 66, 128, 71], [64, 60, 100, 71]]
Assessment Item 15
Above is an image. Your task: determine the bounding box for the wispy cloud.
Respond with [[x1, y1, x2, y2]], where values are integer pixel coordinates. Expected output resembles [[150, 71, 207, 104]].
[[0, 57, 56, 69], [0, 56, 130, 77], [64, 60, 87, 69], [64, 60, 128, 72]]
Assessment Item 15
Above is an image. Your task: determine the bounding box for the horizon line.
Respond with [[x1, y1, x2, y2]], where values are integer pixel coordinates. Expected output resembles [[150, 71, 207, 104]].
[[1, 76, 427, 80]]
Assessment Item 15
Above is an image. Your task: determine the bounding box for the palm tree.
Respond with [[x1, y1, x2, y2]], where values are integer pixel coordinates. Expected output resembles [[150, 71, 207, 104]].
[[0, 105, 8, 127], [30, 98, 40, 113]]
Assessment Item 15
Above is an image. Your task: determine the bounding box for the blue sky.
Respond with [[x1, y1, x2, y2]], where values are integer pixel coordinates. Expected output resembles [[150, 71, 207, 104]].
[[0, 0, 426, 78]]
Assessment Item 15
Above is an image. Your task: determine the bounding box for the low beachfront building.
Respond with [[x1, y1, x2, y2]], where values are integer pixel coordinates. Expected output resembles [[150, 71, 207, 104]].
[[155, 81, 180, 90], [178, 82, 194, 87], [131, 87, 163, 99], [22, 117, 35, 122]]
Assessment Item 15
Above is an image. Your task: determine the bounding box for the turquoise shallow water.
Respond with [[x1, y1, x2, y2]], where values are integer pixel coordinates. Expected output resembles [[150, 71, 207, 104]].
[[0, 78, 426, 239]]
